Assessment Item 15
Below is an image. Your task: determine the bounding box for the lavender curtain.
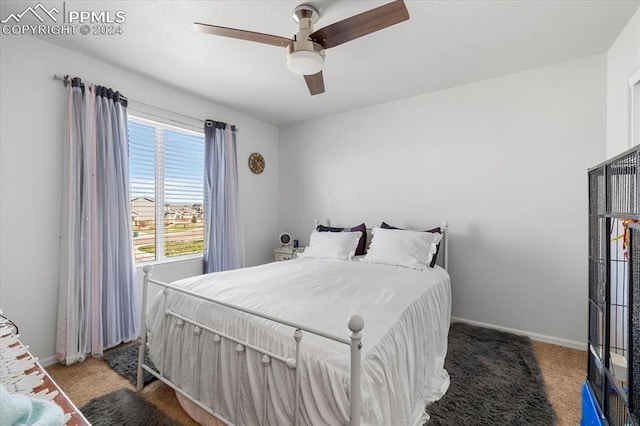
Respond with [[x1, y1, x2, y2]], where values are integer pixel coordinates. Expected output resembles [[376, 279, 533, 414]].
[[203, 120, 245, 273], [57, 78, 139, 364]]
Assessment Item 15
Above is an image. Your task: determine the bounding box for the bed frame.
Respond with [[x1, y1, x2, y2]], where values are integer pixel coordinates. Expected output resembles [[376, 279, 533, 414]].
[[136, 222, 449, 425]]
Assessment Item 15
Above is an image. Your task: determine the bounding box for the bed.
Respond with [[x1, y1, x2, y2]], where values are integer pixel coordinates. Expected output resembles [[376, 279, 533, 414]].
[[137, 223, 451, 425]]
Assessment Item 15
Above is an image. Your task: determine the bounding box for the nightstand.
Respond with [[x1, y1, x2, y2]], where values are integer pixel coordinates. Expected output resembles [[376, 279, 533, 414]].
[[274, 247, 304, 261]]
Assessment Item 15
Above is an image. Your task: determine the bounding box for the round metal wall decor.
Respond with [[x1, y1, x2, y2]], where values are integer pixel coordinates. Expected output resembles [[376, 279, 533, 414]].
[[248, 152, 265, 174]]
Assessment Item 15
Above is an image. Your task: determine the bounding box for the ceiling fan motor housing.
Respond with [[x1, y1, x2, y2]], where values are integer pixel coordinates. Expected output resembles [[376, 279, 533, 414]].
[[287, 4, 325, 75], [292, 4, 320, 27]]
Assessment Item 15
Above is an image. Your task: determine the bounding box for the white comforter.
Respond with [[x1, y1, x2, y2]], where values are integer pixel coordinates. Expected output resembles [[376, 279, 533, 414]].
[[146, 258, 451, 425]]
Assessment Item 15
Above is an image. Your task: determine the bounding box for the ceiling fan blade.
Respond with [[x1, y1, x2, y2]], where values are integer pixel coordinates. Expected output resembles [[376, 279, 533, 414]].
[[310, 0, 409, 49], [194, 22, 292, 48], [304, 72, 325, 96]]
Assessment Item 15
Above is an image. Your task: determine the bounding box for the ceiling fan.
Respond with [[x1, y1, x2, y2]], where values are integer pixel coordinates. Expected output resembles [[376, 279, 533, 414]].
[[194, 0, 410, 96]]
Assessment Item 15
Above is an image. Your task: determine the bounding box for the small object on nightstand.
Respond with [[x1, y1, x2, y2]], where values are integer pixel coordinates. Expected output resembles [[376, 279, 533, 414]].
[[274, 247, 304, 261], [279, 232, 292, 248]]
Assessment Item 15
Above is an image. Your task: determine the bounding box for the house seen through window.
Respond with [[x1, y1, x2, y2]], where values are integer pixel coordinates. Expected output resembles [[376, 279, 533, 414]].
[[128, 116, 205, 263]]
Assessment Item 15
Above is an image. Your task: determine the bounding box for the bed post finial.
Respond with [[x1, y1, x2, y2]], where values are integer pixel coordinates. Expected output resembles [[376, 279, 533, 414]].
[[348, 315, 363, 425], [348, 315, 364, 335], [314, 219, 319, 229]]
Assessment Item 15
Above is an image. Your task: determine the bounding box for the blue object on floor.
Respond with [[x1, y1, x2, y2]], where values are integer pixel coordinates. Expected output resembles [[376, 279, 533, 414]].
[[581, 382, 606, 426]]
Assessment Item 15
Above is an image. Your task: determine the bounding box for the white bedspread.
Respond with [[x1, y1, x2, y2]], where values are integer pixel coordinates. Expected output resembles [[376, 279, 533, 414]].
[[146, 258, 451, 425]]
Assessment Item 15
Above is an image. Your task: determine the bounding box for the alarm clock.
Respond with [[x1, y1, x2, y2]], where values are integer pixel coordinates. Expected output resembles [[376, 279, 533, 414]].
[[279, 232, 292, 248]]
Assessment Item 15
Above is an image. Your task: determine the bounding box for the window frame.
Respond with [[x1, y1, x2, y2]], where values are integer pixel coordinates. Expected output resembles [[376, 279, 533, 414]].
[[128, 112, 205, 264]]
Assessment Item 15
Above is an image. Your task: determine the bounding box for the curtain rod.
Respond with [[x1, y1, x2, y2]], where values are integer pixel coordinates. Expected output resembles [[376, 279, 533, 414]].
[[52, 74, 239, 132]]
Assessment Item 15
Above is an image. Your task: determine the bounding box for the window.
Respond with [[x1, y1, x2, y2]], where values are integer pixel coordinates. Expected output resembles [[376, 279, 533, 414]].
[[128, 116, 205, 263]]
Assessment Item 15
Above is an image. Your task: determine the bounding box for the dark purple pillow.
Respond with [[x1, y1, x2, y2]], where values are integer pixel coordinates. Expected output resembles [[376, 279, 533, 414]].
[[380, 222, 442, 267], [316, 223, 367, 256]]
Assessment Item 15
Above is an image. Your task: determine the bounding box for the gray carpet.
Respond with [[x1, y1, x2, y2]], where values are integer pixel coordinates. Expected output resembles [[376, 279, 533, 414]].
[[80, 388, 179, 426], [426, 322, 556, 425], [103, 343, 158, 386]]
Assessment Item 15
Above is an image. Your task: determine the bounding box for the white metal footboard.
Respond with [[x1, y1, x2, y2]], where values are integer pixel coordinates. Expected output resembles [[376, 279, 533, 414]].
[[136, 265, 365, 426]]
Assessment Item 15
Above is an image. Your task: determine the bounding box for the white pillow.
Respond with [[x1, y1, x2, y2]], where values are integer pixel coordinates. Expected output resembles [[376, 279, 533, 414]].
[[362, 227, 442, 271], [300, 230, 363, 261]]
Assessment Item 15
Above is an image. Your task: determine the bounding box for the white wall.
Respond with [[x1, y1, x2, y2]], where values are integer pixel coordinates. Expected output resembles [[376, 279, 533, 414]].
[[0, 35, 280, 362], [279, 54, 606, 347], [607, 7, 640, 157]]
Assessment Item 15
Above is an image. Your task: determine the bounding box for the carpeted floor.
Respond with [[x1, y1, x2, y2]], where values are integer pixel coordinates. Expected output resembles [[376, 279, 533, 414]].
[[427, 323, 555, 425], [80, 388, 180, 426], [103, 343, 157, 386], [47, 323, 586, 425]]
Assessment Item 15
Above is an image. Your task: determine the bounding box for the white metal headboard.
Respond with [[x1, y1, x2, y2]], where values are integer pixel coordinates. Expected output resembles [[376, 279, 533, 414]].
[[441, 222, 449, 272]]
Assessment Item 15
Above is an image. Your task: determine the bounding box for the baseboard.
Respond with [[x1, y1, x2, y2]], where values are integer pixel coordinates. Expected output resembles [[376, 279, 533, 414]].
[[451, 317, 586, 351], [38, 354, 58, 367]]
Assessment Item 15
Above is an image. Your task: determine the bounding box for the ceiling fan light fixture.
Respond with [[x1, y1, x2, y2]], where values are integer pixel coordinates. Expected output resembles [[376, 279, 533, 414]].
[[194, 0, 410, 95], [287, 50, 324, 75]]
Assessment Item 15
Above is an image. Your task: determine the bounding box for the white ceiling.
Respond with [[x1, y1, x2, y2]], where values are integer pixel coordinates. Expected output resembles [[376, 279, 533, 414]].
[[3, 0, 638, 125]]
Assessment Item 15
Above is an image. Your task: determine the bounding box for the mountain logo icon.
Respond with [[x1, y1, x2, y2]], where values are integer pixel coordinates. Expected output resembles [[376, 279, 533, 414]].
[[1, 3, 59, 24]]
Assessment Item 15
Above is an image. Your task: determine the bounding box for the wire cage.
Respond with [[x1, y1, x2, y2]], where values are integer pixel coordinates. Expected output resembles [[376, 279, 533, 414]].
[[585, 146, 639, 425]]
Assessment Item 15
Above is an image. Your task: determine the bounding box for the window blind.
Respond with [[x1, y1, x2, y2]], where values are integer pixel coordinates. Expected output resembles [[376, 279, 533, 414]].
[[128, 116, 204, 263]]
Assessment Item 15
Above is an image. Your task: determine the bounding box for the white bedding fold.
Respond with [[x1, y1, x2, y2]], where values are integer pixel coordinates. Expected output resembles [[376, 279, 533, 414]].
[[147, 258, 451, 425]]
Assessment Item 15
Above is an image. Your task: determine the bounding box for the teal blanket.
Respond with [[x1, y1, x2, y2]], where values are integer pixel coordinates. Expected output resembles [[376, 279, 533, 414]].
[[0, 385, 65, 426]]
